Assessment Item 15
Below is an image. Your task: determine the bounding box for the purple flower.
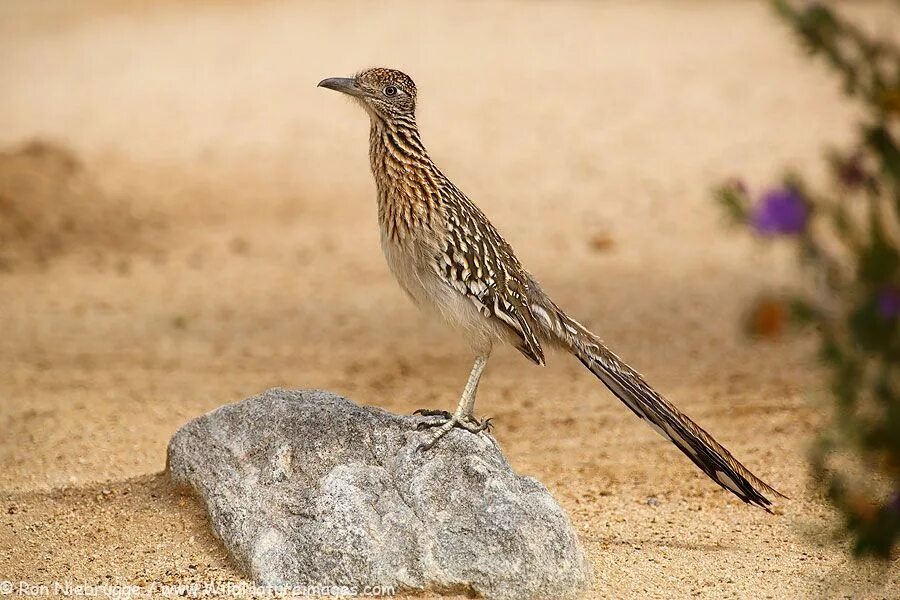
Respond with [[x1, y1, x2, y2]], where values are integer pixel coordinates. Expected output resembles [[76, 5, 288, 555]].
[[750, 188, 809, 235], [877, 287, 900, 320]]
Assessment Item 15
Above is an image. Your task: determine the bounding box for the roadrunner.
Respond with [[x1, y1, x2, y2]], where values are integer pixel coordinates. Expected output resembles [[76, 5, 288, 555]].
[[319, 68, 783, 510]]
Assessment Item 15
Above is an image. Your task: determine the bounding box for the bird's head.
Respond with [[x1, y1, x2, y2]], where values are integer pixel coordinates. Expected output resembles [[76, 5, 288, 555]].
[[318, 68, 417, 122]]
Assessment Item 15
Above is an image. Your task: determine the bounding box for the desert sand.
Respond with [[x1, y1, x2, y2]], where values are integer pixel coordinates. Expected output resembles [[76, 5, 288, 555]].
[[1, 1, 899, 598]]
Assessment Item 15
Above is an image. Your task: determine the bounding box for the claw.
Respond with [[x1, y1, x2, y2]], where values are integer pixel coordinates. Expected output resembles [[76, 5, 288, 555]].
[[416, 438, 438, 452], [455, 419, 484, 433], [417, 423, 453, 451], [414, 412, 495, 451], [413, 408, 453, 419], [460, 415, 493, 433]]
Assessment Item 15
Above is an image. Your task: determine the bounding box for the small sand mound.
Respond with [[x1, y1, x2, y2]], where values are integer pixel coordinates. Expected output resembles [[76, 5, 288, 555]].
[[0, 140, 145, 268]]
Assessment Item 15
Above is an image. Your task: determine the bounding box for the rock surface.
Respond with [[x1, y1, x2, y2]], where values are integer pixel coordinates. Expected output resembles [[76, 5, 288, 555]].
[[166, 388, 591, 599]]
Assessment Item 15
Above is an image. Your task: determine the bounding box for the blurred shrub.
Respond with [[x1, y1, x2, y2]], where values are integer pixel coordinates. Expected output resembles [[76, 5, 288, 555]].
[[715, 1, 900, 559]]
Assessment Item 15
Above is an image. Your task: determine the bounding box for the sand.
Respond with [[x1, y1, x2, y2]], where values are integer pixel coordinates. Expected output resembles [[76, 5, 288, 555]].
[[1, 1, 898, 598]]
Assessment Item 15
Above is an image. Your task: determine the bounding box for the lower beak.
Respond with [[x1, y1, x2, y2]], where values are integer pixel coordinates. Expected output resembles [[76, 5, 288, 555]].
[[318, 77, 364, 97]]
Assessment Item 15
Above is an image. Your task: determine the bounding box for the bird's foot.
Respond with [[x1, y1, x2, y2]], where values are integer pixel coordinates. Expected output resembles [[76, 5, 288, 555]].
[[415, 412, 493, 451], [412, 408, 453, 419]]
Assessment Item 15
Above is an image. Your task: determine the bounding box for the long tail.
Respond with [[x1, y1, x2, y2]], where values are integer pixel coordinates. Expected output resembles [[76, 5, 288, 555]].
[[533, 300, 785, 511]]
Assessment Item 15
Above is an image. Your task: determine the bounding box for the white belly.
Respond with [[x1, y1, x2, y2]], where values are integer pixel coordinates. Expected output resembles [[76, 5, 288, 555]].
[[380, 235, 497, 353]]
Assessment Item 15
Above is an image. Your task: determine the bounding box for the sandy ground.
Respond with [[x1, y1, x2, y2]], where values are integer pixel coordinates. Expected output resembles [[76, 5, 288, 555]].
[[1, 0, 899, 598]]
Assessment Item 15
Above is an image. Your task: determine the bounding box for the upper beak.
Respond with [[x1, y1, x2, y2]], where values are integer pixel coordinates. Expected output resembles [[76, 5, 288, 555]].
[[318, 77, 364, 97]]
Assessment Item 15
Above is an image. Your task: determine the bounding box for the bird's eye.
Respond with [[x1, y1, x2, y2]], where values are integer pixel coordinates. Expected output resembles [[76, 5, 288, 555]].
[[383, 85, 398, 97]]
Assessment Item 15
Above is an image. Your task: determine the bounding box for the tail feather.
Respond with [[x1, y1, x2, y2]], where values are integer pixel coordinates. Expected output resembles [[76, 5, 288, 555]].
[[539, 302, 784, 511]]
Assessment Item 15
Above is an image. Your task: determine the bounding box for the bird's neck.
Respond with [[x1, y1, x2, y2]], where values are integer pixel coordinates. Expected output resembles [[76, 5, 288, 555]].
[[368, 116, 432, 175], [368, 116, 442, 241]]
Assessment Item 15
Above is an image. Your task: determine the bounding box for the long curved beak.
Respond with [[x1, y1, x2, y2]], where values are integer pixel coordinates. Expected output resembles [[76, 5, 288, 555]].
[[318, 77, 365, 97]]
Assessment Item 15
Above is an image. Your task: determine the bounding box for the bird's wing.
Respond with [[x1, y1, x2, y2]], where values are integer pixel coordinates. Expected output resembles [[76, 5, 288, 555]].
[[437, 188, 545, 365]]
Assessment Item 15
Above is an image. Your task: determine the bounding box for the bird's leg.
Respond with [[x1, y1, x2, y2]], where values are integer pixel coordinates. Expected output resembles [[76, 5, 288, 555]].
[[416, 354, 491, 451]]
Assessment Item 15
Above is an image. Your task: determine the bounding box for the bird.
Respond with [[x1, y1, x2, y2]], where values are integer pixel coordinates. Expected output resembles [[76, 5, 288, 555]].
[[318, 67, 784, 511]]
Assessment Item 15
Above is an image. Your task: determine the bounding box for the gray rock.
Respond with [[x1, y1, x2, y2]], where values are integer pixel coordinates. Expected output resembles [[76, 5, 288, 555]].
[[166, 388, 591, 599]]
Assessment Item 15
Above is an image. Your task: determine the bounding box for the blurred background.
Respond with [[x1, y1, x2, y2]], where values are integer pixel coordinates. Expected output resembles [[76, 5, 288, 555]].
[[1, 1, 898, 597]]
